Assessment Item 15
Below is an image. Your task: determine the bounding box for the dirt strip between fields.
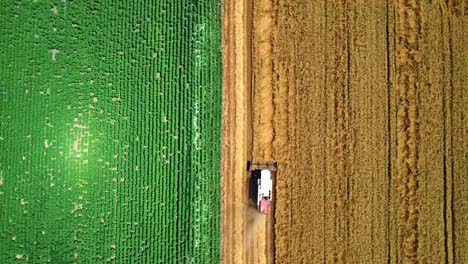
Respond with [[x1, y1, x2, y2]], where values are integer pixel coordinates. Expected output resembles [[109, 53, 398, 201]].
[[221, 0, 273, 263]]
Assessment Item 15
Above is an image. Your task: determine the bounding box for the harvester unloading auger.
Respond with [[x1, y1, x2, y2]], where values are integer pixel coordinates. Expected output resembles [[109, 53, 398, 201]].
[[247, 161, 278, 214]]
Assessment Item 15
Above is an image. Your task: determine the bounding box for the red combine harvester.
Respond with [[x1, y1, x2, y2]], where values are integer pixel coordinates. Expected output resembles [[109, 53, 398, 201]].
[[247, 161, 278, 214]]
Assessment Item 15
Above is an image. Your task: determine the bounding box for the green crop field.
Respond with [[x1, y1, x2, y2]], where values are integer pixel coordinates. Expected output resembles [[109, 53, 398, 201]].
[[0, 1, 222, 263]]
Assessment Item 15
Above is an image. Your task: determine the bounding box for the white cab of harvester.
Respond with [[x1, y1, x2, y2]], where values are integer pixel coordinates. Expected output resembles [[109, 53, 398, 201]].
[[257, 170, 273, 213]]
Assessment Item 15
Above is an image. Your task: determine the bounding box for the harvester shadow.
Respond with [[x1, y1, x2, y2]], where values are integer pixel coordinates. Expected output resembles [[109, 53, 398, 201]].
[[248, 170, 260, 208]]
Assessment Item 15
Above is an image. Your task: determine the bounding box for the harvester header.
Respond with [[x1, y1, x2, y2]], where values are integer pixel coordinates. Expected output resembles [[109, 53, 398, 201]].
[[247, 161, 278, 172]]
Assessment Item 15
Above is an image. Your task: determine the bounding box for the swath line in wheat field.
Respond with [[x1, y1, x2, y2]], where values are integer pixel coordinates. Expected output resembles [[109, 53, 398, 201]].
[[395, 1, 422, 262]]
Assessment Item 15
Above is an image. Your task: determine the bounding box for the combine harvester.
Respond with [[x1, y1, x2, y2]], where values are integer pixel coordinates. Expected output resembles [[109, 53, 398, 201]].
[[247, 161, 278, 214]]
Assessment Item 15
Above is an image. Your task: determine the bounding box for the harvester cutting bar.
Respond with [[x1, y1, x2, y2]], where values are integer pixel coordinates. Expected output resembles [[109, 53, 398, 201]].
[[247, 161, 278, 172]]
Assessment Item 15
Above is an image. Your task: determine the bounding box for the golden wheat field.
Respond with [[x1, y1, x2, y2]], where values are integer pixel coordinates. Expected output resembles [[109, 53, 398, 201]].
[[222, 0, 467, 263]]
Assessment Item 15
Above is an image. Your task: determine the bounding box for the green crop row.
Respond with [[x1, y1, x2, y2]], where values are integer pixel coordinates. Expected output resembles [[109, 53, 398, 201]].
[[0, 1, 222, 263]]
